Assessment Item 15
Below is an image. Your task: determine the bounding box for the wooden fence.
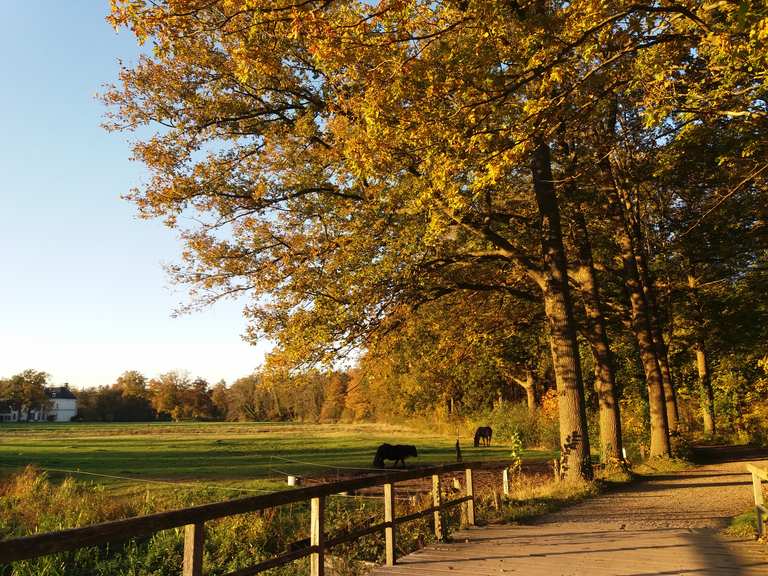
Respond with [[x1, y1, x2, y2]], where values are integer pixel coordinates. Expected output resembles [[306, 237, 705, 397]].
[[747, 463, 768, 539], [0, 459, 514, 576]]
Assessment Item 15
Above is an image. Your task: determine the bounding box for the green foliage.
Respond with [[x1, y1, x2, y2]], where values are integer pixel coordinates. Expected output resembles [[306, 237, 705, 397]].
[[507, 431, 524, 476], [468, 403, 559, 451], [0, 466, 460, 576], [0, 370, 51, 417], [725, 510, 759, 539]]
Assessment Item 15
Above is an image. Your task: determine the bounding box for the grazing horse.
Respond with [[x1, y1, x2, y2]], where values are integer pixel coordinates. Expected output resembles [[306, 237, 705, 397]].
[[474, 426, 492, 447], [373, 443, 418, 468]]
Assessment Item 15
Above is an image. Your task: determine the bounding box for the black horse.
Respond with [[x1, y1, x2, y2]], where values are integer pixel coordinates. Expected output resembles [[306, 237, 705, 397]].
[[473, 426, 492, 447], [373, 443, 418, 468]]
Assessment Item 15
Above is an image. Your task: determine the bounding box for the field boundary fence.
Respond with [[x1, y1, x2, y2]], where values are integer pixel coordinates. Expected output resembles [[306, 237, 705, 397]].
[[0, 459, 515, 576], [747, 463, 768, 539]]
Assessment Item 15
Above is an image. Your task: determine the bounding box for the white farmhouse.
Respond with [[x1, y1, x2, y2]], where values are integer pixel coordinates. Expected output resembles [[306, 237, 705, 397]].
[[0, 385, 77, 422], [46, 386, 77, 421], [0, 401, 19, 422]]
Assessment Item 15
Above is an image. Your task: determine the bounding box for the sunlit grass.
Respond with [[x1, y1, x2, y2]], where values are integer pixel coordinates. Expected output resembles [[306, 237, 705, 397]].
[[725, 509, 758, 538], [0, 421, 555, 496]]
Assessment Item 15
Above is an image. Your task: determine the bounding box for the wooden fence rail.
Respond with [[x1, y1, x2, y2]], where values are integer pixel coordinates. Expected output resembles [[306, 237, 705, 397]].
[[747, 463, 768, 539], [0, 459, 514, 576]]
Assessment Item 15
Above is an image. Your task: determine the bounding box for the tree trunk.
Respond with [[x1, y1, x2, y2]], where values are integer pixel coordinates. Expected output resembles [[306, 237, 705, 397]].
[[604, 171, 671, 458], [511, 370, 539, 413], [531, 141, 593, 481], [688, 275, 716, 434], [695, 344, 716, 434], [570, 206, 624, 464], [656, 340, 680, 433], [524, 373, 537, 414], [271, 385, 283, 419], [629, 219, 680, 433], [612, 167, 680, 433]]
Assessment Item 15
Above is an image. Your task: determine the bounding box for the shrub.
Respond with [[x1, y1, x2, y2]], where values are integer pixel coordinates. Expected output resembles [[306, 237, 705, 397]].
[[0, 468, 459, 576], [466, 401, 559, 451]]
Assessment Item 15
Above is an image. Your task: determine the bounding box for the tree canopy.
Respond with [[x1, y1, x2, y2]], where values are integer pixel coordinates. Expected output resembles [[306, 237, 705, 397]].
[[105, 0, 768, 480]]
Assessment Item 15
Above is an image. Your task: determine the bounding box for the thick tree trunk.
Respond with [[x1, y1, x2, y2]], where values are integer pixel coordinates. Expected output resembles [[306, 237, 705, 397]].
[[615, 179, 680, 432], [531, 141, 593, 481], [657, 341, 680, 432], [570, 206, 624, 464], [604, 174, 671, 458], [695, 344, 716, 434], [631, 228, 680, 432]]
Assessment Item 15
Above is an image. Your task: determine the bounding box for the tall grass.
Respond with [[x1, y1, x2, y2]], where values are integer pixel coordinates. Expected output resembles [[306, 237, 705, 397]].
[[2, 457, 616, 574], [0, 468, 450, 576]]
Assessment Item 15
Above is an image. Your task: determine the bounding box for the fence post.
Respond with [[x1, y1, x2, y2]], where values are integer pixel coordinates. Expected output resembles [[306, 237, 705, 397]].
[[465, 468, 475, 527], [311, 496, 325, 576], [183, 522, 204, 576], [384, 482, 396, 566], [502, 468, 510, 497], [752, 472, 764, 539], [432, 474, 444, 540]]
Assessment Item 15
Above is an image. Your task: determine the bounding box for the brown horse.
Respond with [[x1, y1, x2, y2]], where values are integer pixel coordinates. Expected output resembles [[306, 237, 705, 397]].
[[473, 426, 492, 447]]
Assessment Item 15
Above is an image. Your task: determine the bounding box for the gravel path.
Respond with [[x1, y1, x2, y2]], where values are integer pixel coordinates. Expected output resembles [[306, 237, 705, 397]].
[[374, 445, 768, 576], [536, 446, 768, 531]]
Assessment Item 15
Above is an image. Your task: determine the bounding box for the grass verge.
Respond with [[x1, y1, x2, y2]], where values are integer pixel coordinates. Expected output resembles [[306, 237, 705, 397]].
[[725, 510, 759, 539]]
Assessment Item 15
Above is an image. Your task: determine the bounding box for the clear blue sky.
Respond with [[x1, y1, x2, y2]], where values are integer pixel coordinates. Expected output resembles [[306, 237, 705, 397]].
[[0, 1, 270, 388]]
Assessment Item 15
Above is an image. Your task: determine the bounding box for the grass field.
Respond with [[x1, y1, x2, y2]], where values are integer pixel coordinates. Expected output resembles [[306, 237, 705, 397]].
[[0, 421, 553, 496], [0, 422, 572, 575]]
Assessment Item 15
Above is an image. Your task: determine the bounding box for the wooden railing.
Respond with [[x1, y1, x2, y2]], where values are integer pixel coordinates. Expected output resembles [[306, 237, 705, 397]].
[[747, 463, 768, 539], [0, 460, 512, 576]]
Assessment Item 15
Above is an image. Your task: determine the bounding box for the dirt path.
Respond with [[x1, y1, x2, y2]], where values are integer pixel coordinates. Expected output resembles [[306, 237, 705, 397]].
[[373, 446, 768, 576], [536, 445, 766, 531]]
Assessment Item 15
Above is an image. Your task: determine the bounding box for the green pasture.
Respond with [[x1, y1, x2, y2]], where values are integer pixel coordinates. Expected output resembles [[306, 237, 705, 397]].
[[0, 422, 552, 495]]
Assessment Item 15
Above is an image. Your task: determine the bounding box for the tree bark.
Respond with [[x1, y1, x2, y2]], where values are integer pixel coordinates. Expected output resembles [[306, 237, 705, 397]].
[[570, 206, 624, 464], [628, 217, 680, 433], [695, 344, 716, 434], [524, 373, 537, 414], [604, 171, 671, 458], [688, 275, 716, 434], [511, 370, 539, 413], [531, 141, 593, 481], [611, 167, 680, 433]]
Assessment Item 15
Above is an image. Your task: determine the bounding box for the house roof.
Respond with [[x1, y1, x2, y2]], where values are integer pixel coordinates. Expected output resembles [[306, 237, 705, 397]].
[[46, 386, 77, 400]]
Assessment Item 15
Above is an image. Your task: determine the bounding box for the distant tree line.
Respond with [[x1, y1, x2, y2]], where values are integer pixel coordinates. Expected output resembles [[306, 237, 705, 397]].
[[0, 370, 51, 417], [0, 368, 374, 423]]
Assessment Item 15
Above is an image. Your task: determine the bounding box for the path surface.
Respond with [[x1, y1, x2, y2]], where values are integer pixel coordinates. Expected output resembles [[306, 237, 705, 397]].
[[372, 446, 768, 575]]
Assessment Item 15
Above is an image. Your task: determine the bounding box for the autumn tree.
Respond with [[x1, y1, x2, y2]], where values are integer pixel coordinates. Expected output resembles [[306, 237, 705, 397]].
[[0, 370, 51, 419], [227, 375, 264, 421], [319, 371, 350, 422], [106, 0, 767, 475], [148, 371, 192, 420], [114, 370, 148, 398], [211, 380, 230, 420], [343, 368, 373, 421], [106, 0, 597, 478]]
